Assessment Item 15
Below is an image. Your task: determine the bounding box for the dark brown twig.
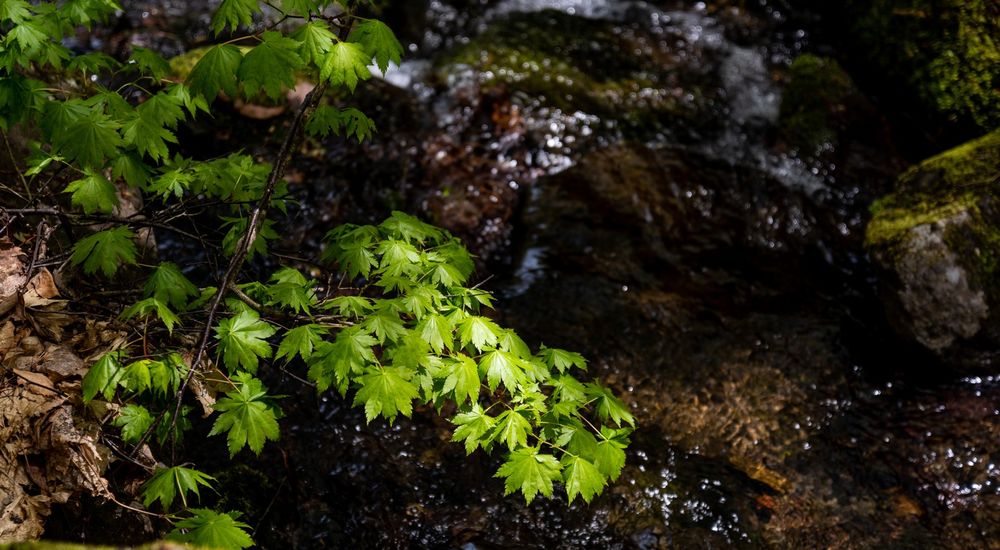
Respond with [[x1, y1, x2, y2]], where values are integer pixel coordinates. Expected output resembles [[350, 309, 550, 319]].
[[169, 81, 330, 460]]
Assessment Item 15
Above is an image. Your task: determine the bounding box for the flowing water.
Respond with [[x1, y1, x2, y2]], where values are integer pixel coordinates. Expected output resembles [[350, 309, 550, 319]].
[[49, 1, 1000, 547]]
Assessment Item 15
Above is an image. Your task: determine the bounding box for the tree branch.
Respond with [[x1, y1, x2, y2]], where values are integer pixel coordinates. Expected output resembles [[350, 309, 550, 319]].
[[169, 81, 330, 458]]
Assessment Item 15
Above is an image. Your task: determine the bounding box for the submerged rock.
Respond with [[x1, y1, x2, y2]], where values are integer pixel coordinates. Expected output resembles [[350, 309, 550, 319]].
[[866, 130, 1000, 368]]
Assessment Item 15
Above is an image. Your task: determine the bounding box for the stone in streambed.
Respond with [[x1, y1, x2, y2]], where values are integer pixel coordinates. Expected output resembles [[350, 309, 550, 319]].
[[866, 130, 1000, 368]]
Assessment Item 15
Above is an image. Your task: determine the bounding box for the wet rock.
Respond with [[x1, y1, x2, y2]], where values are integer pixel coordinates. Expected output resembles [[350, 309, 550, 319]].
[[865, 130, 1000, 369], [519, 143, 865, 297], [433, 9, 722, 141]]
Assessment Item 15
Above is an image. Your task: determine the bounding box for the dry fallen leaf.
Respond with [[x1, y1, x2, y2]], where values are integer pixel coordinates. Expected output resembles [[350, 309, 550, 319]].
[[0, 245, 27, 317]]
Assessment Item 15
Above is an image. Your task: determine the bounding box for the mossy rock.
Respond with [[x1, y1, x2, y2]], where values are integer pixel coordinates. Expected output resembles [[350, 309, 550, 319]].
[[865, 130, 1000, 365], [778, 55, 858, 154], [844, 0, 1000, 130], [433, 10, 712, 138]]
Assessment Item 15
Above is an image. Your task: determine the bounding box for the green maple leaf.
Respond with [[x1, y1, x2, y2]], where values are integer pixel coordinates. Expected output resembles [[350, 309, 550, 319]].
[[416, 314, 453, 354], [441, 354, 480, 405], [142, 466, 216, 510], [63, 169, 118, 214], [187, 45, 243, 99], [451, 404, 496, 454], [210, 0, 260, 35], [54, 110, 122, 168], [585, 383, 635, 427], [70, 226, 138, 277], [112, 152, 151, 188], [121, 297, 181, 333], [319, 41, 371, 93], [221, 217, 278, 259], [113, 404, 153, 443], [377, 238, 420, 270], [148, 165, 194, 200], [121, 111, 177, 162], [307, 326, 376, 392], [548, 374, 587, 405], [165, 83, 211, 117], [363, 307, 407, 344], [8, 20, 47, 54], [562, 455, 605, 504], [67, 52, 119, 75], [593, 436, 628, 481], [280, 0, 317, 16], [209, 373, 281, 456], [339, 107, 376, 142], [0, 74, 46, 128], [399, 285, 442, 319], [379, 211, 444, 244], [353, 366, 419, 423], [458, 315, 501, 352], [267, 282, 315, 314], [82, 352, 124, 402], [238, 31, 304, 100], [491, 408, 532, 451], [480, 348, 525, 393], [495, 447, 562, 504], [0, 0, 31, 24], [322, 295, 372, 318], [215, 310, 276, 373], [168, 509, 254, 550], [292, 20, 335, 65], [138, 92, 186, 129], [349, 19, 403, 74], [331, 241, 377, 278], [62, 0, 119, 28], [275, 324, 324, 363], [305, 105, 344, 139], [128, 46, 171, 79], [150, 354, 185, 398], [121, 359, 155, 393], [537, 346, 588, 372], [39, 100, 86, 140], [431, 262, 466, 287], [144, 262, 199, 310], [497, 328, 531, 358]]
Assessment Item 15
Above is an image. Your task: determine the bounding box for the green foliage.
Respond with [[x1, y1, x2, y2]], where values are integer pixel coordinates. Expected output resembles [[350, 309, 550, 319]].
[[121, 298, 180, 333], [238, 31, 304, 99], [209, 373, 282, 456], [82, 352, 124, 402], [63, 169, 118, 214], [310, 212, 633, 503], [211, 0, 261, 35], [292, 20, 336, 65], [187, 45, 244, 99], [215, 310, 277, 373], [70, 227, 138, 277], [495, 447, 562, 504], [319, 41, 371, 92], [306, 105, 375, 142], [113, 404, 154, 443], [142, 466, 216, 510], [144, 262, 200, 310], [168, 509, 254, 549], [4, 4, 635, 544], [349, 19, 403, 74]]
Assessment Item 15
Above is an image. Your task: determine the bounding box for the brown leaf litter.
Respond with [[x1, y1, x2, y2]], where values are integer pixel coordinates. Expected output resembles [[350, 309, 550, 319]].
[[0, 239, 127, 543]]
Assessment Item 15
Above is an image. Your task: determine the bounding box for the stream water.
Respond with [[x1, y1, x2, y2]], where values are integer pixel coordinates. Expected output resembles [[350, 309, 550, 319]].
[[51, 0, 1000, 547]]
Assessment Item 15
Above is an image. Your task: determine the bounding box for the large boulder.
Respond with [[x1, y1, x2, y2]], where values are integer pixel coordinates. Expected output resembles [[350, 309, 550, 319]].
[[866, 130, 1000, 368]]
